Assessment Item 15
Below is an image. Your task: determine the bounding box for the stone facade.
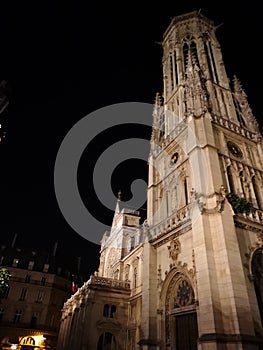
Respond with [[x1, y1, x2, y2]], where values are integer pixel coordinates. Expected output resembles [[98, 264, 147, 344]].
[[57, 11, 263, 349]]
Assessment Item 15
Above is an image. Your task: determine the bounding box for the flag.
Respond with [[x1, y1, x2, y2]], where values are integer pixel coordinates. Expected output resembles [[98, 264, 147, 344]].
[[71, 281, 76, 294]]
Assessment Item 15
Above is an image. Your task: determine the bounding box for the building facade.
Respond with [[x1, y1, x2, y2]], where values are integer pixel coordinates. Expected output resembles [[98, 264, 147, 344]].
[[0, 243, 79, 350], [57, 11, 263, 349]]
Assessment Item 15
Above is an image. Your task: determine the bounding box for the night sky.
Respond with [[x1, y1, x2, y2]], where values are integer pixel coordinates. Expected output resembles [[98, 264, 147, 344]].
[[0, 2, 262, 278]]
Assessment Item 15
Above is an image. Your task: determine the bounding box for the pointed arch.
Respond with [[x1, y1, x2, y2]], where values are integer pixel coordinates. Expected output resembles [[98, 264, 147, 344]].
[[179, 171, 189, 207], [251, 248, 263, 326], [252, 175, 263, 210], [203, 35, 218, 83], [226, 165, 235, 194], [159, 267, 197, 349]]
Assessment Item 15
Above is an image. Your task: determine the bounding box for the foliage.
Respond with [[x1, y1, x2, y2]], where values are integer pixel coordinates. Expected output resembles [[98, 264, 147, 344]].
[[0, 267, 11, 298], [226, 193, 253, 214]]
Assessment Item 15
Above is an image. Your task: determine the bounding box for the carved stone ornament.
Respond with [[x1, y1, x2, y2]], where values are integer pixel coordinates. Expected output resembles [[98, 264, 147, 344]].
[[256, 234, 263, 247], [192, 185, 226, 214], [168, 238, 181, 262]]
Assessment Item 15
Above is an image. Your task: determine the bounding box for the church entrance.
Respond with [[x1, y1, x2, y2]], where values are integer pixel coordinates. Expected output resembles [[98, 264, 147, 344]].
[[174, 312, 198, 350], [164, 273, 198, 349]]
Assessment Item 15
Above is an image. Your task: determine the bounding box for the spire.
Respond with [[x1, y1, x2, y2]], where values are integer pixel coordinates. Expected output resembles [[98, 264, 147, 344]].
[[233, 75, 260, 133], [184, 50, 208, 119], [112, 190, 122, 226], [151, 92, 164, 145]]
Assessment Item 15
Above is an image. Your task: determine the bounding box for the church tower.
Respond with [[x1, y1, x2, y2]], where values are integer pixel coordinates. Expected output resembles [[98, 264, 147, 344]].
[[57, 11, 263, 350], [146, 10, 263, 350]]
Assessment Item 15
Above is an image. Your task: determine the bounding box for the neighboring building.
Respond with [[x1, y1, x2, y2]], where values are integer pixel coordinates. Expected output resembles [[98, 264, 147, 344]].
[[57, 11, 263, 350], [0, 241, 82, 350]]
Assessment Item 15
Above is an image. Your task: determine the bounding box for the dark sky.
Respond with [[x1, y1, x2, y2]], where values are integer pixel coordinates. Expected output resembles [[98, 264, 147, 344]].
[[0, 2, 262, 277]]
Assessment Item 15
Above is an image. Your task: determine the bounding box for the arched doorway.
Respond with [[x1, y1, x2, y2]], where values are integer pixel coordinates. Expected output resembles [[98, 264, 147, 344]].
[[97, 332, 116, 350], [165, 273, 198, 350]]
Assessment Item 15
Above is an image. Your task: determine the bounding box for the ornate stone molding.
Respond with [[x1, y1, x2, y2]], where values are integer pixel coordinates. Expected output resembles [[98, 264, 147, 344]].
[[164, 267, 197, 343], [244, 234, 263, 281], [190, 185, 226, 214], [96, 318, 122, 331], [234, 219, 263, 234]]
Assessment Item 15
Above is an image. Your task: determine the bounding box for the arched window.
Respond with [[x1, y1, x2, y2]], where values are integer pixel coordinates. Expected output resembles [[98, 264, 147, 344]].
[[183, 39, 200, 77], [252, 250, 263, 325], [252, 176, 262, 210], [113, 269, 119, 280], [130, 236, 135, 251], [166, 191, 170, 216], [134, 267, 137, 288], [190, 42, 199, 67], [183, 43, 189, 73], [174, 51, 178, 85], [159, 112, 165, 138], [171, 186, 178, 211], [204, 36, 218, 83], [227, 166, 235, 194], [183, 178, 188, 206], [170, 55, 174, 91], [240, 171, 250, 201], [97, 332, 116, 350]]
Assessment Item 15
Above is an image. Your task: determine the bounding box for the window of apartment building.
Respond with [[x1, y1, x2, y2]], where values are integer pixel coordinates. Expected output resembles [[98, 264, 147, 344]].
[[43, 264, 49, 273], [40, 277, 46, 286], [28, 261, 34, 270], [13, 309, 22, 323], [0, 308, 4, 322], [30, 312, 39, 328], [25, 274, 31, 283], [36, 290, 44, 303], [12, 258, 19, 267], [20, 288, 28, 301], [103, 304, 116, 318]]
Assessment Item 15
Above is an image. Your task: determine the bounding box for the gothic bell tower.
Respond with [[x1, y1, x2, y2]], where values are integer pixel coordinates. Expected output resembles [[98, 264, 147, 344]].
[[145, 11, 263, 349], [57, 11, 263, 350]]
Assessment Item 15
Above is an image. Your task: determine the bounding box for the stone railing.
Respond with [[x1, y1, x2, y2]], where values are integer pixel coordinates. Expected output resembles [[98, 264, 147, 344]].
[[235, 207, 263, 225], [147, 204, 191, 239], [151, 122, 187, 157], [90, 275, 130, 290], [211, 113, 259, 141]]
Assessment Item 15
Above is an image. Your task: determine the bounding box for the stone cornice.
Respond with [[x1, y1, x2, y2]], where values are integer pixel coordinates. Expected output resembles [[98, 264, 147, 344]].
[[234, 215, 263, 233], [150, 221, 192, 248]]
